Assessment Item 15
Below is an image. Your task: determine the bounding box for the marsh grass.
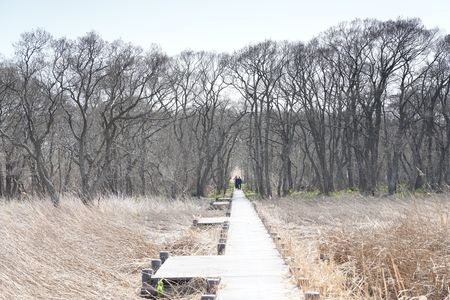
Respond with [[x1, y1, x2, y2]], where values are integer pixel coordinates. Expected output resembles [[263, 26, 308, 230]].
[[0, 196, 216, 300], [256, 193, 450, 299]]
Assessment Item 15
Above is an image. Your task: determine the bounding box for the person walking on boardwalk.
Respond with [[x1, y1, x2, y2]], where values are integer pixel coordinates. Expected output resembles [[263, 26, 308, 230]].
[[236, 177, 242, 189], [234, 176, 239, 189]]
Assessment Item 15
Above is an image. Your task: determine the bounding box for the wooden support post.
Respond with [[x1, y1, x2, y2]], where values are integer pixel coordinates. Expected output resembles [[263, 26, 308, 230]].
[[206, 278, 220, 293], [151, 259, 161, 272], [226, 211, 231, 217], [141, 268, 153, 286], [217, 242, 226, 255], [201, 295, 216, 300], [304, 291, 320, 300], [193, 219, 198, 226], [160, 251, 169, 264]]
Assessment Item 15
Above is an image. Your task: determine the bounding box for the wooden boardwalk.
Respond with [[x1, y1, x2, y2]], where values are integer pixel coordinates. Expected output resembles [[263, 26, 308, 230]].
[[146, 190, 300, 299], [216, 190, 299, 299]]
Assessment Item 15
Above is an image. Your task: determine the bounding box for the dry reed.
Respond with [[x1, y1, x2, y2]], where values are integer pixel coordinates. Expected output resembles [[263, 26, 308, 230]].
[[256, 193, 450, 300], [0, 196, 214, 299]]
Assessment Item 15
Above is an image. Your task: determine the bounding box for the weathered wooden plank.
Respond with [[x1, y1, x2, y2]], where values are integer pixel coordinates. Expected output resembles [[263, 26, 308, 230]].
[[210, 201, 230, 206], [193, 217, 229, 226], [152, 255, 289, 280], [216, 197, 232, 202]]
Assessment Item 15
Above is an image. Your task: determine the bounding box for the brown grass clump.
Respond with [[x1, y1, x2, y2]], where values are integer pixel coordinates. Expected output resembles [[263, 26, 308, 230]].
[[0, 196, 212, 299], [256, 193, 450, 299], [156, 278, 208, 300], [165, 228, 222, 256]]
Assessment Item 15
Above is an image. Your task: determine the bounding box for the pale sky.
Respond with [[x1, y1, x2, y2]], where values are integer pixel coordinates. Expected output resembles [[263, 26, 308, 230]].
[[1, 0, 449, 57]]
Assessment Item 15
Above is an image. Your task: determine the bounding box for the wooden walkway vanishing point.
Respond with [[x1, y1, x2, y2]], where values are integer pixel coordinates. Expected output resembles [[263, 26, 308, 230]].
[[141, 190, 301, 299]]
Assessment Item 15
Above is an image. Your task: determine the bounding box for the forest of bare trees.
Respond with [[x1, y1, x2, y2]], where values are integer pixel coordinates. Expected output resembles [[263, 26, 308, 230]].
[[1, 18, 449, 203]]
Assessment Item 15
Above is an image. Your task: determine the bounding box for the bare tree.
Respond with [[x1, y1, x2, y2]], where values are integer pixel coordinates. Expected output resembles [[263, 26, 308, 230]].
[[0, 30, 64, 205]]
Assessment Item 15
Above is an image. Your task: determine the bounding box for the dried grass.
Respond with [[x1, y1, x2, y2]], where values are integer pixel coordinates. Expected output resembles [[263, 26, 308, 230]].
[[156, 278, 208, 300], [256, 193, 450, 299], [0, 196, 214, 299]]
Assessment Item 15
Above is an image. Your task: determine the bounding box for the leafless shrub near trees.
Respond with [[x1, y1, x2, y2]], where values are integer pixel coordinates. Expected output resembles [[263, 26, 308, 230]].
[[0, 18, 449, 202]]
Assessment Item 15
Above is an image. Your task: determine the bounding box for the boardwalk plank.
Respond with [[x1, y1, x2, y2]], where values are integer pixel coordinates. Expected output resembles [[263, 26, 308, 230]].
[[195, 217, 229, 226]]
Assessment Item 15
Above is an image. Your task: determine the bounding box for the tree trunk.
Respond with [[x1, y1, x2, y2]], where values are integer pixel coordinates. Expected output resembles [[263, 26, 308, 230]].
[[0, 161, 4, 197], [34, 145, 60, 206]]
